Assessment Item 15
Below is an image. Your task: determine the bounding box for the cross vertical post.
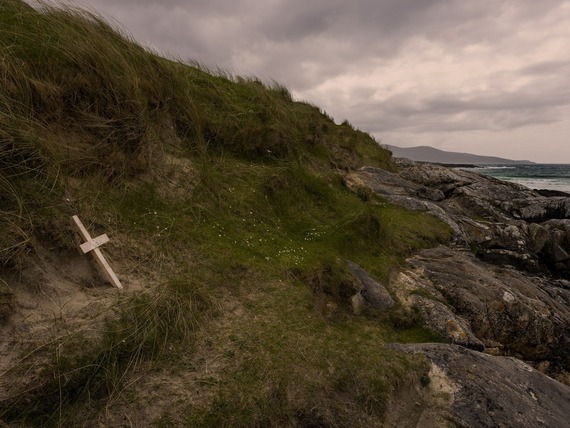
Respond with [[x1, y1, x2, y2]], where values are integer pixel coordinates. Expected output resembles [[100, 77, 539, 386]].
[[71, 215, 123, 289]]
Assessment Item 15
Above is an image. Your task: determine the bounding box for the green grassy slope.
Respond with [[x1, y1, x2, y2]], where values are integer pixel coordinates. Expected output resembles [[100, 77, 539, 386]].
[[0, 1, 451, 426]]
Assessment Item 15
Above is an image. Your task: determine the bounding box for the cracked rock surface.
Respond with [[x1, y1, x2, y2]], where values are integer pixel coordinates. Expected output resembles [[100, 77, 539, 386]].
[[392, 343, 570, 428], [346, 160, 570, 426]]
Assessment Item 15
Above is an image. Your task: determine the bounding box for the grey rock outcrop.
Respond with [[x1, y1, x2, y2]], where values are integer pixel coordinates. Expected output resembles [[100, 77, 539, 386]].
[[347, 260, 394, 314], [348, 161, 570, 277], [411, 295, 485, 351], [391, 267, 484, 351], [347, 160, 570, 381], [346, 159, 570, 423], [391, 246, 570, 380], [392, 343, 570, 428]]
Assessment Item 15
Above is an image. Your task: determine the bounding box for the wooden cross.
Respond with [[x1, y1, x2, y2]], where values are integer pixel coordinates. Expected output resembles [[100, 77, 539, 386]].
[[72, 215, 123, 289]]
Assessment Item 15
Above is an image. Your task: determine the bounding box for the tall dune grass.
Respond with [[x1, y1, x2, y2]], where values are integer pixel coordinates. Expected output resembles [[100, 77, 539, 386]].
[[0, 0, 393, 266]]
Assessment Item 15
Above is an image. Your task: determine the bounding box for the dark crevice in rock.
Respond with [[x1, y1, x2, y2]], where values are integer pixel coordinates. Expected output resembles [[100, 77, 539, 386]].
[[536, 188, 570, 197]]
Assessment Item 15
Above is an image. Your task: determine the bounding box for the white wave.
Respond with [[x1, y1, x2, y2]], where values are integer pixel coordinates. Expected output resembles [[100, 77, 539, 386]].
[[509, 178, 570, 192]]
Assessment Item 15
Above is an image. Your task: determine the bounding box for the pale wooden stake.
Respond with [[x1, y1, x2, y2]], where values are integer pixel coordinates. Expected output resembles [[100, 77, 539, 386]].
[[72, 215, 123, 289]]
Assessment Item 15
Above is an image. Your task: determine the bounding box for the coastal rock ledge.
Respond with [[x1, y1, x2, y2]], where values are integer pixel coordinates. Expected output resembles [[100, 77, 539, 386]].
[[390, 343, 570, 428], [346, 160, 570, 426], [349, 161, 570, 277]]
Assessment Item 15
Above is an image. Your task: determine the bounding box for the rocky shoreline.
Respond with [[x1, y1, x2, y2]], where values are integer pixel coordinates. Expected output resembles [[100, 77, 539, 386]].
[[347, 159, 570, 426]]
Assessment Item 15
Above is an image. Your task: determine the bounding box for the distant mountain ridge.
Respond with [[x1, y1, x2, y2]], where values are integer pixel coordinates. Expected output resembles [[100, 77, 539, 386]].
[[385, 145, 534, 164]]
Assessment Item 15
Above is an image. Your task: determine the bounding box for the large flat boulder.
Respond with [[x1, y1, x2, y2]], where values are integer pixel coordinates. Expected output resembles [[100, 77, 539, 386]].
[[392, 343, 570, 428]]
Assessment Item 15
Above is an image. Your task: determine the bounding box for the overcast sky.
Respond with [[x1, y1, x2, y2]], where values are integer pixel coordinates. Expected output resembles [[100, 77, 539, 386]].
[[73, 0, 570, 163]]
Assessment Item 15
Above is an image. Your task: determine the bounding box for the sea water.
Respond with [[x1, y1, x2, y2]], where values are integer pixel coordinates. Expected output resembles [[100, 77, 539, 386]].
[[471, 164, 570, 194]]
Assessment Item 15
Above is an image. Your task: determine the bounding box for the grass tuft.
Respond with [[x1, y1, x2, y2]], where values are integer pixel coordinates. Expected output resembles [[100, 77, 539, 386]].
[[0, 277, 216, 425]]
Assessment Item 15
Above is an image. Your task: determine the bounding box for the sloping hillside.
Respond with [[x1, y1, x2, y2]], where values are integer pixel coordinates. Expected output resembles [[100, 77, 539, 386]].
[[0, 2, 451, 426]]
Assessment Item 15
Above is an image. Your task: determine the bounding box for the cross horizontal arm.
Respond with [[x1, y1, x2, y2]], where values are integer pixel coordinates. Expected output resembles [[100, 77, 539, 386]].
[[80, 233, 110, 254]]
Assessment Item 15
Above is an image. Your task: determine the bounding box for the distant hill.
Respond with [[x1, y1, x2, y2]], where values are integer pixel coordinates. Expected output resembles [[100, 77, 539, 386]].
[[385, 145, 534, 165]]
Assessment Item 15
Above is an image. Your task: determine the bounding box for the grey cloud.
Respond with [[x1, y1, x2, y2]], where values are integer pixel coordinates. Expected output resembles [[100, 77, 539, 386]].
[[348, 79, 570, 135], [72, 0, 570, 161], [78, 0, 482, 69], [256, 0, 444, 40], [424, 89, 570, 113], [81, 0, 568, 60], [79, 0, 568, 89], [521, 60, 570, 77]]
